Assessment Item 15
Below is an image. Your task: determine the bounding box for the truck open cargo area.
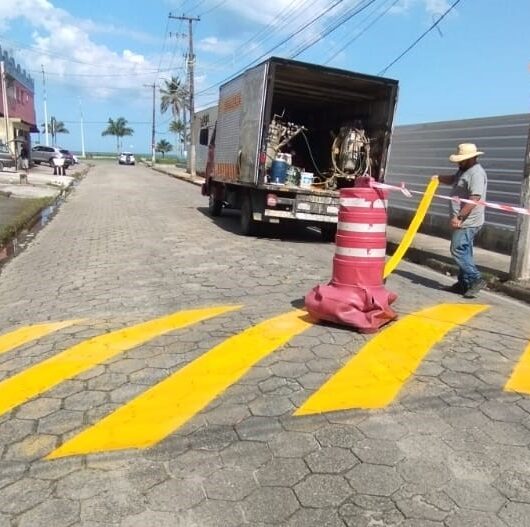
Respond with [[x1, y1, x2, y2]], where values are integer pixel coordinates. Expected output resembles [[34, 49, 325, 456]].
[[203, 57, 398, 238]]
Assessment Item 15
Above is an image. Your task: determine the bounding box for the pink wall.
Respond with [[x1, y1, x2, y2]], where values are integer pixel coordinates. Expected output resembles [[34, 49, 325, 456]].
[[0, 78, 37, 127]]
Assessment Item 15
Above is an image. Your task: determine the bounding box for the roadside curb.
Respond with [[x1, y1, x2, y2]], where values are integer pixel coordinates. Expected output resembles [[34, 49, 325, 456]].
[[151, 163, 530, 305], [387, 240, 530, 304], [148, 164, 204, 187]]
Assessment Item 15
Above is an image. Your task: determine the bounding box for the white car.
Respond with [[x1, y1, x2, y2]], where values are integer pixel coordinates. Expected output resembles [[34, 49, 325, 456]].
[[118, 152, 135, 165]]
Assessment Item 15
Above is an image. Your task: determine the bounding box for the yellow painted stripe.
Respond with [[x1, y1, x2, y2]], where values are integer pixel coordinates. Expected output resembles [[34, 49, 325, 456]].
[[295, 304, 488, 415], [0, 306, 240, 417], [505, 341, 530, 394], [384, 177, 439, 278], [0, 320, 83, 357], [48, 309, 313, 458]]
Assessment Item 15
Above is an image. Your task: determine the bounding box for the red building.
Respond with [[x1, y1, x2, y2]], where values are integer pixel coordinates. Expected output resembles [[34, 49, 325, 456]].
[[0, 46, 38, 155]]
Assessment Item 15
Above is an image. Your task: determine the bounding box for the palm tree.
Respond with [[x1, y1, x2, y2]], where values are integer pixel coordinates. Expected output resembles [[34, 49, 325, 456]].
[[169, 119, 185, 158], [159, 77, 188, 121], [101, 117, 134, 152], [155, 139, 173, 159], [42, 117, 69, 146]]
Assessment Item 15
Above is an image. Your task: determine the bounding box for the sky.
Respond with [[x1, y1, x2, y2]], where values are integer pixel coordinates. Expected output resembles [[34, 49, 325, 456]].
[[0, 0, 528, 154]]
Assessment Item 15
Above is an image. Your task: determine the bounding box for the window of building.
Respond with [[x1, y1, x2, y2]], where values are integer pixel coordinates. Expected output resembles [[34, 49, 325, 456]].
[[199, 127, 209, 146]]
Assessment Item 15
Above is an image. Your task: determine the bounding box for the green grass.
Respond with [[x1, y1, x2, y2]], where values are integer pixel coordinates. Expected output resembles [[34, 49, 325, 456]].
[[0, 197, 55, 247]]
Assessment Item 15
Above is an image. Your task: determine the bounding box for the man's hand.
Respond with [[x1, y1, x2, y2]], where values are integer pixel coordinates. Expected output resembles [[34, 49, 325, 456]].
[[450, 216, 462, 229]]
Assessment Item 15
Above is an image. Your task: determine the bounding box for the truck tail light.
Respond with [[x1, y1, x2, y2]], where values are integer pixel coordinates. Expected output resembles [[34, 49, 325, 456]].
[[266, 193, 278, 207]]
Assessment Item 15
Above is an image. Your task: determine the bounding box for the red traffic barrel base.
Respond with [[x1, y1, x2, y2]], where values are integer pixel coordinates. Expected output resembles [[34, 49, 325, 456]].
[[304, 180, 397, 333], [304, 283, 397, 334]]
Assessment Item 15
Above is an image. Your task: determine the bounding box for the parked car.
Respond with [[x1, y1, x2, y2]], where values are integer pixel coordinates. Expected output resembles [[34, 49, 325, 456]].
[[31, 145, 74, 167], [0, 144, 16, 171], [118, 152, 135, 165]]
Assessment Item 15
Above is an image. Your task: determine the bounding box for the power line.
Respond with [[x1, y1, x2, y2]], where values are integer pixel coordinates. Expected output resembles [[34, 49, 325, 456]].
[[199, 0, 228, 16], [154, 15, 172, 84], [289, 0, 377, 59], [196, 0, 346, 96], [379, 0, 462, 75], [325, 0, 400, 64]]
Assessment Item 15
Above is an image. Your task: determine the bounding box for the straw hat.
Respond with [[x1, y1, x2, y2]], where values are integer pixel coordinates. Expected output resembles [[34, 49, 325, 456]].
[[449, 143, 484, 163]]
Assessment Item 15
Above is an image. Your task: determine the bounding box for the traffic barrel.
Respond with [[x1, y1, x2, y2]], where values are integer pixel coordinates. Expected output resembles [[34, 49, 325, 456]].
[[305, 181, 397, 333]]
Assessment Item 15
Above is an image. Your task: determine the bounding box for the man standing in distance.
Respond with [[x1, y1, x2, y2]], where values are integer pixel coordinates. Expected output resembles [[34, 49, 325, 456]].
[[436, 143, 488, 298]]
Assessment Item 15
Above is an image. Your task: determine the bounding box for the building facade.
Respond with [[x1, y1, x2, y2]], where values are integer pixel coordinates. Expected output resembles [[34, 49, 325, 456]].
[[0, 46, 38, 157]]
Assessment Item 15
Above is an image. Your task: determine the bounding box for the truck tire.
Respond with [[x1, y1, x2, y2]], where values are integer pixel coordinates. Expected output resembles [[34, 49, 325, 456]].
[[208, 193, 223, 217], [320, 224, 337, 242], [240, 195, 258, 236]]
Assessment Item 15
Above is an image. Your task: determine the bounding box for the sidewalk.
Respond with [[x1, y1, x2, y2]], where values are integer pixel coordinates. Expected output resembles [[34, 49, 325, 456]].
[[149, 162, 530, 303]]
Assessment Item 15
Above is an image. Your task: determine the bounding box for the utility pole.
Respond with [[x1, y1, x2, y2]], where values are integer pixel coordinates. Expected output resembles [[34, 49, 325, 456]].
[[169, 13, 200, 176], [79, 98, 86, 158], [0, 61, 10, 151], [143, 83, 156, 165], [41, 65, 49, 146], [510, 124, 530, 280]]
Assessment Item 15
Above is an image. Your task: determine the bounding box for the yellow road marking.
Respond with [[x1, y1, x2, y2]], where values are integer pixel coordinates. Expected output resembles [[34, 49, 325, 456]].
[[0, 320, 82, 357], [0, 306, 240, 417], [48, 309, 313, 458], [295, 304, 488, 415], [384, 177, 439, 278], [505, 341, 530, 394]]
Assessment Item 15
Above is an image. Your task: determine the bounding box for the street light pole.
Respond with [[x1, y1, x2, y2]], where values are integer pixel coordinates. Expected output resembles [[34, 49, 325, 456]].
[[143, 83, 156, 166], [41, 65, 49, 146], [79, 98, 86, 158]]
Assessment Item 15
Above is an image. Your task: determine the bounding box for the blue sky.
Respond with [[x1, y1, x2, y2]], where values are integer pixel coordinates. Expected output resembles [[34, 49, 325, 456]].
[[1, 0, 528, 154]]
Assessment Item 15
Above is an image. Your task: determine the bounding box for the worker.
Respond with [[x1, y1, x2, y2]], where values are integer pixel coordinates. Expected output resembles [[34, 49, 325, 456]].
[[436, 143, 488, 298]]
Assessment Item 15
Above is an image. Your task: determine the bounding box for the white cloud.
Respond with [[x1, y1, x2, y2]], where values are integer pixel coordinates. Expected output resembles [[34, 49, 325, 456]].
[[197, 36, 241, 56], [0, 0, 161, 99]]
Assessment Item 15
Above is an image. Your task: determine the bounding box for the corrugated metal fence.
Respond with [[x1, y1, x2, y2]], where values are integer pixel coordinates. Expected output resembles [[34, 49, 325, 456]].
[[386, 113, 530, 253]]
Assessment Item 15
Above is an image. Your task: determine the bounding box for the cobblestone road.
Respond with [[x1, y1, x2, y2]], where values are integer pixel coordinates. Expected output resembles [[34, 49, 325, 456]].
[[1, 162, 530, 526]]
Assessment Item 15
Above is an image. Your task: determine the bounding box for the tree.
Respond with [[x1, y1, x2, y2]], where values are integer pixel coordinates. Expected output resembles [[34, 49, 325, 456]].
[[169, 119, 185, 158], [42, 117, 69, 146], [155, 139, 173, 159], [159, 77, 188, 121], [101, 117, 134, 152]]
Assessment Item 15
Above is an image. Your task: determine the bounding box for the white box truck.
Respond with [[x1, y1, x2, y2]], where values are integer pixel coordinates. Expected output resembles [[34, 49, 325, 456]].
[[202, 57, 398, 240]]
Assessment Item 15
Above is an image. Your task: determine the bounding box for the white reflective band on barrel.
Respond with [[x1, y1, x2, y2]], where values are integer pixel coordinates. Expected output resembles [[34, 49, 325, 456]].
[[337, 222, 387, 233], [339, 198, 388, 208], [335, 247, 386, 258]]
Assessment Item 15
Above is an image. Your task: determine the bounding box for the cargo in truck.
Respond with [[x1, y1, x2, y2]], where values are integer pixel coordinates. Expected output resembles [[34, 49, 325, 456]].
[[201, 57, 398, 240]]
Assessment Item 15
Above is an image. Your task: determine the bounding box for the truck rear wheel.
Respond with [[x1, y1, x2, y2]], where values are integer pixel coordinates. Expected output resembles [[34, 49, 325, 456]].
[[320, 224, 337, 242], [240, 195, 258, 236], [208, 193, 223, 216]]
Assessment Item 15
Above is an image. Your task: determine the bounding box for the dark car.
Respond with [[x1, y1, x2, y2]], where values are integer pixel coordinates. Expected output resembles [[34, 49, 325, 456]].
[[0, 144, 16, 171]]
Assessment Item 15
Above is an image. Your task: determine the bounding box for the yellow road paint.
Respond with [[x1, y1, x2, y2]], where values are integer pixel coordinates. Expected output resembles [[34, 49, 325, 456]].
[[0, 320, 82, 357], [384, 177, 439, 278], [505, 341, 530, 394], [0, 306, 239, 417], [48, 309, 313, 458], [295, 304, 488, 415]]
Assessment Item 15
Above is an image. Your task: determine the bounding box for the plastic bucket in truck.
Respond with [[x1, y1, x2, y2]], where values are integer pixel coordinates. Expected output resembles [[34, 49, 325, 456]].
[[270, 159, 288, 184]]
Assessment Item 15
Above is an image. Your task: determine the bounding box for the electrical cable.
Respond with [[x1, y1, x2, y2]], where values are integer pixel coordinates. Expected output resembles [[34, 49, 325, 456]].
[[202, 0, 312, 72], [199, 0, 228, 16], [300, 130, 325, 179], [289, 0, 377, 59], [379, 0, 462, 75], [196, 0, 346, 96], [325, 0, 400, 63]]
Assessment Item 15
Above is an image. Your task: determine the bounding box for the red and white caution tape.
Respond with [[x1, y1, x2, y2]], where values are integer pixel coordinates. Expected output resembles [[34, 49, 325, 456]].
[[372, 181, 530, 217]]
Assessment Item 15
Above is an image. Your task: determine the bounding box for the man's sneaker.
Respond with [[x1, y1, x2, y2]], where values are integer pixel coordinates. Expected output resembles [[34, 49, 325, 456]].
[[463, 279, 487, 298], [444, 281, 467, 294]]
